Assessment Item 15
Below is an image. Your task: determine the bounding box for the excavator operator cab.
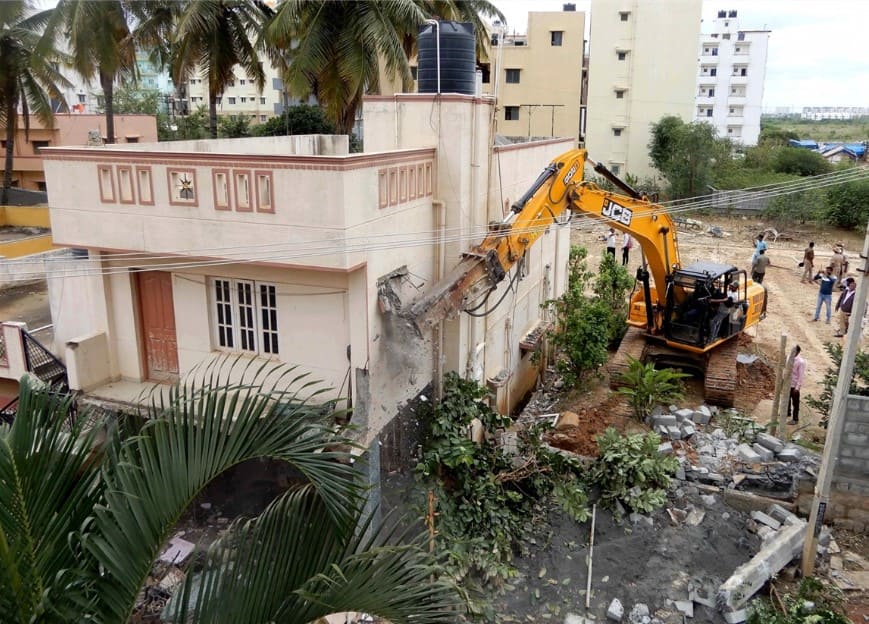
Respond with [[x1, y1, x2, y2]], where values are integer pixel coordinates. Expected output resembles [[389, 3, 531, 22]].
[[664, 262, 748, 348]]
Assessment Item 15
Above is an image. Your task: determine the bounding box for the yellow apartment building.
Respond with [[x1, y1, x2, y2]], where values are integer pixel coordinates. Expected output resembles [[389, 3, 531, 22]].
[[486, 8, 586, 141]]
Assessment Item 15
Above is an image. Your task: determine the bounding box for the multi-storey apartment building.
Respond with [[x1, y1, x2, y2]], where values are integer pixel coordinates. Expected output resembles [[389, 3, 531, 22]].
[[695, 9, 770, 145], [802, 107, 869, 121], [182, 61, 303, 125], [585, 0, 702, 179], [486, 7, 586, 140]]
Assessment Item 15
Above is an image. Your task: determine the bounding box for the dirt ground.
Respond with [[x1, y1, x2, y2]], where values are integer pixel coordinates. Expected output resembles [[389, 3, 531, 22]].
[[500, 214, 869, 623], [0, 215, 866, 622], [570, 214, 867, 428]]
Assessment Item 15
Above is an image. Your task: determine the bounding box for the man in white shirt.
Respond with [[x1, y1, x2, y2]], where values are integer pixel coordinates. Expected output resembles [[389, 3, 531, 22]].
[[787, 345, 806, 425], [605, 228, 616, 259]]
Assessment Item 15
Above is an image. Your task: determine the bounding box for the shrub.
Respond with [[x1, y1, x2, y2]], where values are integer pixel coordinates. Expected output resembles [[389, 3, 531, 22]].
[[545, 246, 611, 386], [591, 428, 678, 516], [616, 357, 689, 421], [773, 147, 832, 177], [747, 577, 849, 624], [826, 178, 869, 228], [594, 253, 634, 346]]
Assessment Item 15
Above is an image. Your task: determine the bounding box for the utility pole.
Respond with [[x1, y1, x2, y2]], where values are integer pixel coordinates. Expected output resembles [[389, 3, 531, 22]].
[[802, 220, 869, 575]]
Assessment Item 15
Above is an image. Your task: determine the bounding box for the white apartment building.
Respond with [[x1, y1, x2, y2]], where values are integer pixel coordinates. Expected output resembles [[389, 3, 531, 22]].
[[696, 9, 770, 145], [802, 107, 869, 121], [585, 0, 702, 179]]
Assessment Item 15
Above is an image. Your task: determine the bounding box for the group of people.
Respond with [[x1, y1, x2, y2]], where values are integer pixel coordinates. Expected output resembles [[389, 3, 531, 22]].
[[806, 241, 857, 338], [605, 228, 635, 266]]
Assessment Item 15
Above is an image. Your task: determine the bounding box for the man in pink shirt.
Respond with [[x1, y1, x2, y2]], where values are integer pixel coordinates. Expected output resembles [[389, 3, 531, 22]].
[[787, 345, 806, 424]]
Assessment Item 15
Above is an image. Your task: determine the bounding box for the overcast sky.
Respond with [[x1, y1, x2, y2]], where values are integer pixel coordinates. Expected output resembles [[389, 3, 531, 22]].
[[491, 0, 869, 110]]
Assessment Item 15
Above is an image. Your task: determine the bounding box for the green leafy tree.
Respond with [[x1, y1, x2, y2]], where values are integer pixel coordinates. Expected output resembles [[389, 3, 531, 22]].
[[591, 428, 678, 515], [0, 362, 459, 623], [0, 1, 70, 205], [218, 114, 252, 138], [648, 115, 732, 199], [594, 253, 634, 346], [172, 0, 273, 139], [772, 147, 832, 177], [99, 82, 161, 115], [266, 0, 423, 134], [170, 104, 210, 140], [758, 124, 800, 146], [616, 356, 689, 421], [545, 246, 612, 386], [763, 187, 829, 225], [825, 178, 869, 228], [254, 104, 336, 137], [417, 372, 588, 589]]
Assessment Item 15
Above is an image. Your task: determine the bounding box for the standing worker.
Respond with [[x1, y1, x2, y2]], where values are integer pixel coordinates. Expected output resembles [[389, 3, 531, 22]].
[[812, 265, 838, 323], [751, 248, 770, 283], [605, 228, 616, 259], [621, 232, 633, 266], [834, 277, 857, 337], [800, 241, 815, 283], [831, 244, 847, 287], [752, 233, 768, 263], [787, 345, 806, 425]]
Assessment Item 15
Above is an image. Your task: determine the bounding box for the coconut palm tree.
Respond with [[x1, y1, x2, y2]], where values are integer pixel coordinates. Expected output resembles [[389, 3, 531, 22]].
[[0, 1, 70, 205], [0, 360, 459, 623], [266, 0, 424, 136], [171, 0, 273, 139], [52, 0, 140, 145]]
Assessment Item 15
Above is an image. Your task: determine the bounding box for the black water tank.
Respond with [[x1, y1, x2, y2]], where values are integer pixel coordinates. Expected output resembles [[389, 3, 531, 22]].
[[418, 21, 476, 95]]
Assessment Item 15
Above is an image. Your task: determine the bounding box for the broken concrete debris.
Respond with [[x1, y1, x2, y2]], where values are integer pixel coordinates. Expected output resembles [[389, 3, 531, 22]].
[[606, 597, 624, 621]]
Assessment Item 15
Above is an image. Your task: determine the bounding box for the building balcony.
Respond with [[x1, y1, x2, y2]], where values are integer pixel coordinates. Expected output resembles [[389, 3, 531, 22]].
[[696, 95, 715, 104]]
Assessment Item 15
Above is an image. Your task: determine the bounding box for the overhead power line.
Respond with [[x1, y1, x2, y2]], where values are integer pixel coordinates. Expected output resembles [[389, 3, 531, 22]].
[[8, 165, 868, 283]]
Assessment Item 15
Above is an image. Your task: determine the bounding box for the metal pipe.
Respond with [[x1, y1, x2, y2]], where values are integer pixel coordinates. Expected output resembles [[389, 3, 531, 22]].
[[425, 19, 441, 94]]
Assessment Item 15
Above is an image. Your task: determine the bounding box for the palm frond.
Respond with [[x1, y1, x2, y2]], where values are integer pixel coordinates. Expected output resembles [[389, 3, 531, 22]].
[[0, 377, 107, 623], [85, 356, 362, 623], [169, 487, 460, 624]]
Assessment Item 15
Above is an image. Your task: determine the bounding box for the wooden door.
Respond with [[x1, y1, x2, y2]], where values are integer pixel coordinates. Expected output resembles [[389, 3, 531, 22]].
[[138, 271, 179, 380]]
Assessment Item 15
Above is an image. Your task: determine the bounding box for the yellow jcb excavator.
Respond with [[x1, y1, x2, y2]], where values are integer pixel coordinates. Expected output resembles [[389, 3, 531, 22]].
[[406, 148, 767, 406]]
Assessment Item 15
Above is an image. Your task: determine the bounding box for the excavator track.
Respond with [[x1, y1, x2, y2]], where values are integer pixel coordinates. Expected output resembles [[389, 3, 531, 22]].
[[704, 337, 739, 407], [607, 326, 648, 389]]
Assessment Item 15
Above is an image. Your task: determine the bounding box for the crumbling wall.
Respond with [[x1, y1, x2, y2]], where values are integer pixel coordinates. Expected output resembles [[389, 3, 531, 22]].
[[796, 395, 869, 531]]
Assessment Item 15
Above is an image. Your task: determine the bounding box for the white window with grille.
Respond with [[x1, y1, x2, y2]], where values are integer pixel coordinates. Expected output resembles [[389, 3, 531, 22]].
[[211, 278, 279, 355]]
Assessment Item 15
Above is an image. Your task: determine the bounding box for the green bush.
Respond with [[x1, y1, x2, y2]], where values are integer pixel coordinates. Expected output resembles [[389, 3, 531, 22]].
[[417, 373, 589, 587], [546, 246, 633, 387], [773, 147, 832, 177], [763, 188, 829, 225], [826, 178, 869, 228], [594, 253, 634, 346], [616, 357, 689, 421], [591, 428, 678, 516]]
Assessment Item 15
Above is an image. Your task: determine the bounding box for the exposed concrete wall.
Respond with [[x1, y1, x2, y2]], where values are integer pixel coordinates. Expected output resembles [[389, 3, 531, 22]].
[[0, 248, 70, 291], [796, 395, 869, 532]]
